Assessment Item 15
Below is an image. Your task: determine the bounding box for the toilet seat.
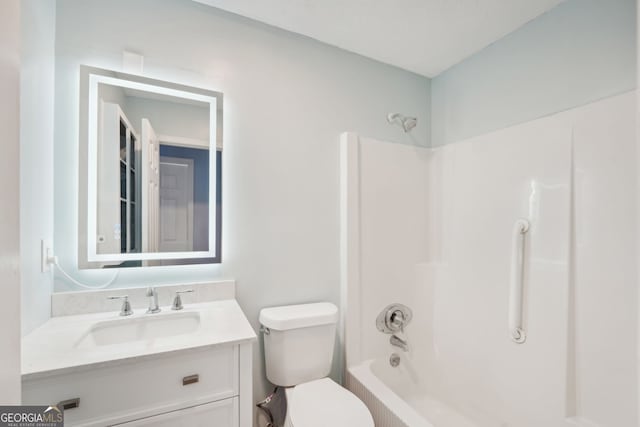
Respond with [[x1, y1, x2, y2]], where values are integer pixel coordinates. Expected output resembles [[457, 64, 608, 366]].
[[285, 378, 374, 427]]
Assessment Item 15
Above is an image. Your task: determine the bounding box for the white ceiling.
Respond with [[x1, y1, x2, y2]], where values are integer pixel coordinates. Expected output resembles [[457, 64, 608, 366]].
[[193, 0, 565, 77]]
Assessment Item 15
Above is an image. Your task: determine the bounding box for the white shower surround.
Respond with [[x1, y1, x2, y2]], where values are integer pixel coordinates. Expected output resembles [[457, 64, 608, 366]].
[[340, 92, 637, 427]]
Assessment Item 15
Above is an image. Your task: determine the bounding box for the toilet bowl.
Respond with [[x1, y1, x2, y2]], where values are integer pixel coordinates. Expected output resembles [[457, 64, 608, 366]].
[[284, 378, 373, 427], [260, 302, 373, 427]]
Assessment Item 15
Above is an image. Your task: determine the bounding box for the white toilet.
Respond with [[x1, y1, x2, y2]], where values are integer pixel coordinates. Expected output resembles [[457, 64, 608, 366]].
[[260, 302, 374, 427]]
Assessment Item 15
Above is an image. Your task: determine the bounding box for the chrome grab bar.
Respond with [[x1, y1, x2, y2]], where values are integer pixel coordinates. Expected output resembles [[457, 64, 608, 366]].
[[508, 218, 530, 344]]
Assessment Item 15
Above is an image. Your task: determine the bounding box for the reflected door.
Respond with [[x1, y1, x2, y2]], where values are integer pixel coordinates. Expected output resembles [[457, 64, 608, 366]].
[[159, 156, 194, 252], [141, 119, 160, 253]]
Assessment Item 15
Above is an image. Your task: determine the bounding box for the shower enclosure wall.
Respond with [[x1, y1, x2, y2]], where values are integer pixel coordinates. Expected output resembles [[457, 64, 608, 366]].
[[340, 92, 637, 427]]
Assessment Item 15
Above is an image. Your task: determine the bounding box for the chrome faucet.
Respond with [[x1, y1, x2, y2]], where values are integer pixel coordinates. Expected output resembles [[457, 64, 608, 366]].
[[108, 295, 133, 316], [171, 289, 194, 311], [146, 287, 161, 314], [390, 334, 408, 352]]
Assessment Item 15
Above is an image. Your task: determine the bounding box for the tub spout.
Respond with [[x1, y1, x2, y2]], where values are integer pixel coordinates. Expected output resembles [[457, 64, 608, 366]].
[[390, 334, 408, 352]]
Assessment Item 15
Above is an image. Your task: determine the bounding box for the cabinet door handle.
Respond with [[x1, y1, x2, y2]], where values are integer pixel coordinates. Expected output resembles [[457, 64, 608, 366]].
[[58, 398, 80, 410], [182, 374, 199, 386]]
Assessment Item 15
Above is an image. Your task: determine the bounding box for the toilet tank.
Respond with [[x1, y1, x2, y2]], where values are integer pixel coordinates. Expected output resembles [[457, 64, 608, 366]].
[[260, 302, 339, 387]]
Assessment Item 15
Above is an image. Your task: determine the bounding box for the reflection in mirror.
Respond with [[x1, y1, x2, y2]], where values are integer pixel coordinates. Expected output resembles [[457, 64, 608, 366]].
[[79, 67, 222, 268]]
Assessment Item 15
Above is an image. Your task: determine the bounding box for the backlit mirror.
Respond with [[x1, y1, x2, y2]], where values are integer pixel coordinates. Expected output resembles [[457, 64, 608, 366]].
[[78, 66, 222, 268]]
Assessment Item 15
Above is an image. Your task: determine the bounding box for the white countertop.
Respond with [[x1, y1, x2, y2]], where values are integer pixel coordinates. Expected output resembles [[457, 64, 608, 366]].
[[22, 299, 256, 381]]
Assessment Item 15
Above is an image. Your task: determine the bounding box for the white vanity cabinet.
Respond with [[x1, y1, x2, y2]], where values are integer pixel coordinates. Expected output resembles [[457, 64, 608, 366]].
[[22, 343, 253, 427], [115, 398, 238, 426]]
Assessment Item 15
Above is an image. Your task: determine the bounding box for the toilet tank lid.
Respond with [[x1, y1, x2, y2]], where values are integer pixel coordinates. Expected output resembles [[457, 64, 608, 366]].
[[259, 302, 338, 330]]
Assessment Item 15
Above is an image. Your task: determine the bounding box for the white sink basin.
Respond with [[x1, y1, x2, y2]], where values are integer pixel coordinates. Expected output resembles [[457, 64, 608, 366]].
[[76, 311, 201, 347], [22, 299, 257, 379]]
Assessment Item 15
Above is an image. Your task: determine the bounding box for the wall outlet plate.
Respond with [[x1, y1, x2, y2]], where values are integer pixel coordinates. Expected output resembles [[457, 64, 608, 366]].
[[41, 239, 52, 273]]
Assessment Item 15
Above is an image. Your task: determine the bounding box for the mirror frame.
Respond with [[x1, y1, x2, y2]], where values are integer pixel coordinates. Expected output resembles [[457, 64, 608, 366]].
[[78, 66, 223, 268]]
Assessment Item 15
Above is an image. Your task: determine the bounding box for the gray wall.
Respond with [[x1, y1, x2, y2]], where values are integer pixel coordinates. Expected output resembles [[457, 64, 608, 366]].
[[125, 96, 210, 142], [0, 0, 22, 403], [21, 0, 55, 335], [431, 0, 637, 146], [51, 0, 430, 410]]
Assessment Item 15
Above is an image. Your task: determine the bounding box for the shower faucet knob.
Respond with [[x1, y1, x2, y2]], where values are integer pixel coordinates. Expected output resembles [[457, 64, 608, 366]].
[[390, 310, 405, 331], [376, 303, 412, 334]]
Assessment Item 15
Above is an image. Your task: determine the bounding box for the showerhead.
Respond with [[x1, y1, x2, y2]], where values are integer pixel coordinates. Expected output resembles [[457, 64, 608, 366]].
[[387, 112, 417, 133], [387, 113, 402, 123], [402, 117, 417, 132]]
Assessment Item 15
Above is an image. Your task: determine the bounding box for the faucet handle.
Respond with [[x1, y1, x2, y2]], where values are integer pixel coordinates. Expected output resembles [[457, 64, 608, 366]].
[[108, 295, 133, 316], [172, 289, 194, 311], [376, 303, 412, 334], [390, 310, 405, 331]]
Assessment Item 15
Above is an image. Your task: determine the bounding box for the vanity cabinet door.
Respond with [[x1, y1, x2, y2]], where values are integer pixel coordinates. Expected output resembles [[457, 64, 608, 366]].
[[22, 345, 238, 426], [113, 397, 238, 427]]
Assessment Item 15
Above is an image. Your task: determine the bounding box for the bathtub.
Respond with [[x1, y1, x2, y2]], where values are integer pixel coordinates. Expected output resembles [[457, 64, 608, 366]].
[[347, 358, 606, 427], [346, 358, 492, 427]]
